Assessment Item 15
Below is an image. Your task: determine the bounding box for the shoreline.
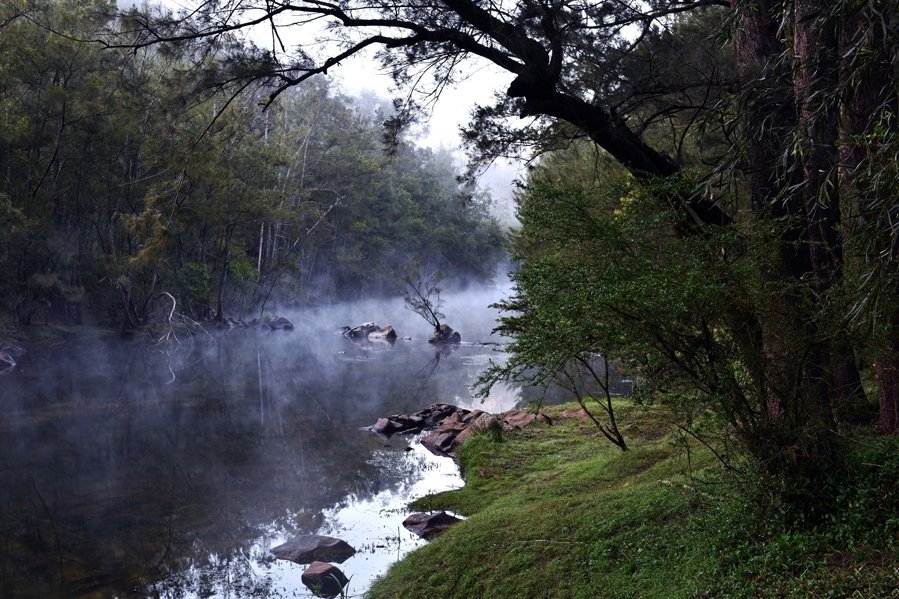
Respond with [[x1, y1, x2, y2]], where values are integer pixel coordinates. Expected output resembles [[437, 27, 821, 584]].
[[369, 401, 899, 598]]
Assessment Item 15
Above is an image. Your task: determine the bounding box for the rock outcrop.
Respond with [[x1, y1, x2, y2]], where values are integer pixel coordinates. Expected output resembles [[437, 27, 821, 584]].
[[265, 316, 294, 330], [343, 322, 379, 339], [368, 325, 397, 341]]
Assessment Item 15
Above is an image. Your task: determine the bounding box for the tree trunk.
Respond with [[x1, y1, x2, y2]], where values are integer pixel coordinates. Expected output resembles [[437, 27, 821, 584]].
[[733, 0, 809, 419], [791, 0, 842, 432], [838, 3, 898, 432], [878, 313, 899, 435]]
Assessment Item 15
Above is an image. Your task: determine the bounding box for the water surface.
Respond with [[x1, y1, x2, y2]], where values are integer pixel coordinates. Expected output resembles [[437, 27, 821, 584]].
[[0, 287, 535, 597]]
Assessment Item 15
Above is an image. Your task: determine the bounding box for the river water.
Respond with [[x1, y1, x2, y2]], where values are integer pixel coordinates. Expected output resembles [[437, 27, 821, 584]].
[[0, 285, 550, 598]]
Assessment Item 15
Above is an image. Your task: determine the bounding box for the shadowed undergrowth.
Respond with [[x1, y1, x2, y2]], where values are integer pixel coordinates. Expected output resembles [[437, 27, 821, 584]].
[[368, 402, 899, 598]]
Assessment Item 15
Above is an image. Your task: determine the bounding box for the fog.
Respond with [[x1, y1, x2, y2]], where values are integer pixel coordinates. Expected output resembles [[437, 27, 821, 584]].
[[0, 280, 554, 597]]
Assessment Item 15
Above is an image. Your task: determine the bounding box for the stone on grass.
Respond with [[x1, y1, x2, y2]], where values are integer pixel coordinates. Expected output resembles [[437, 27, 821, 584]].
[[402, 511, 463, 538]]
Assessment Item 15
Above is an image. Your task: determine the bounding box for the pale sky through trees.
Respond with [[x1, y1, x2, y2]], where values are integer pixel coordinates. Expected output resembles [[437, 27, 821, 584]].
[[147, 0, 523, 224]]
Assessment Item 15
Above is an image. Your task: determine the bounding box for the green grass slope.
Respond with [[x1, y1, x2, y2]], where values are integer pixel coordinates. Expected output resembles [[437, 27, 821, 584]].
[[369, 402, 899, 598]]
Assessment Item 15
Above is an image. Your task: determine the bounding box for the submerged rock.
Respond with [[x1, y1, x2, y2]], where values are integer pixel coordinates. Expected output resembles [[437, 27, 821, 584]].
[[429, 323, 461, 344], [301, 561, 349, 598], [271, 534, 356, 564], [402, 511, 463, 538]]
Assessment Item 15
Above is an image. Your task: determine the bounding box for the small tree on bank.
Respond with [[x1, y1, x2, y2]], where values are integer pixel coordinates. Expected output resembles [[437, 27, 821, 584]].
[[402, 269, 445, 331]]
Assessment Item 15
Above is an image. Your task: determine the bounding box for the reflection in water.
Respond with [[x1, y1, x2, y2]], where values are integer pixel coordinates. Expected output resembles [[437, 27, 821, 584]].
[[0, 288, 557, 598]]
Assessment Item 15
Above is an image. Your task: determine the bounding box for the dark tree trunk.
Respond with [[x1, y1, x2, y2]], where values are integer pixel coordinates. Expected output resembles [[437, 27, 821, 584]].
[[791, 0, 842, 432], [215, 225, 235, 322], [733, 0, 810, 420], [838, 3, 898, 431], [878, 314, 899, 435]]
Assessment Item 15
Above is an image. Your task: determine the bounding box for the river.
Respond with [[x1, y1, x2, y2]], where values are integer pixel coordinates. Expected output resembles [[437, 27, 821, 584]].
[[0, 285, 549, 598]]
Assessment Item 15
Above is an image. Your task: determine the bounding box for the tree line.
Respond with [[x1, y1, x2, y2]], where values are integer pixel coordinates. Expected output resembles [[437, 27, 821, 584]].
[[0, 0, 504, 332]]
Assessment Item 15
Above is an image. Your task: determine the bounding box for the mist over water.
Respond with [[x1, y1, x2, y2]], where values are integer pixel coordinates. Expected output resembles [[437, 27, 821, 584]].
[[0, 281, 544, 597]]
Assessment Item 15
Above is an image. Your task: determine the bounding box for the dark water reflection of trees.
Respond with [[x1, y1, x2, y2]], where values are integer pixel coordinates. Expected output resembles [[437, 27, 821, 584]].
[[0, 313, 555, 597]]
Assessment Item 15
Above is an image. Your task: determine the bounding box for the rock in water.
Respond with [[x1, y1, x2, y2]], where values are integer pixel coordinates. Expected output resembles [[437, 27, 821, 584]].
[[368, 325, 398, 341], [402, 511, 463, 538], [301, 561, 349, 598], [267, 316, 294, 330], [344, 322, 378, 339], [429, 323, 461, 344], [271, 534, 356, 564]]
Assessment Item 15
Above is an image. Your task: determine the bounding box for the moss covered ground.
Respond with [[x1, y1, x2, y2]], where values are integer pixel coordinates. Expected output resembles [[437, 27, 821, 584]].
[[368, 401, 899, 598]]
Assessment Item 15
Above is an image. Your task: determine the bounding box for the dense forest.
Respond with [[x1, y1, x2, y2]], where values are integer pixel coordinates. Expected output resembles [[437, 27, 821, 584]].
[[0, 0, 504, 332]]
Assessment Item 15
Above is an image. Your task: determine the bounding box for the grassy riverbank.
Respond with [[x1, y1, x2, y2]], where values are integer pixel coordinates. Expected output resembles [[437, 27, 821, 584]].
[[369, 401, 899, 598]]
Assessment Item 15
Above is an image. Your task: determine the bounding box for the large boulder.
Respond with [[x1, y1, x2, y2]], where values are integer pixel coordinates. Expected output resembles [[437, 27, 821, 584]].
[[402, 511, 463, 538], [429, 324, 461, 344], [301, 561, 349, 598], [271, 534, 356, 564]]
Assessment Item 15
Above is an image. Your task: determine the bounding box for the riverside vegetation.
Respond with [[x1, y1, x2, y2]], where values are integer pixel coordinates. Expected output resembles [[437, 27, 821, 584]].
[[370, 401, 899, 598]]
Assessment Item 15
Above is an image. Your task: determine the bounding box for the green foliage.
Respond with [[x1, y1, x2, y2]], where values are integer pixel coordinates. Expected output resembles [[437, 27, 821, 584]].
[[481, 168, 754, 455], [177, 262, 212, 305]]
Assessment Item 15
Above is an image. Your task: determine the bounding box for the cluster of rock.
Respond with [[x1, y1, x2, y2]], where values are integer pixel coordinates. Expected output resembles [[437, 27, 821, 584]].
[[365, 403, 553, 459], [219, 315, 294, 330], [339, 321, 463, 344], [341, 322, 398, 342], [366, 403, 463, 437], [270, 534, 355, 598], [268, 404, 554, 596]]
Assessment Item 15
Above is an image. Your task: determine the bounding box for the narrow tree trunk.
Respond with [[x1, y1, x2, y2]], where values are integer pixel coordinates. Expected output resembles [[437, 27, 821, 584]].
[[792, 0, 842, 432], [878, 313, 899, 435]]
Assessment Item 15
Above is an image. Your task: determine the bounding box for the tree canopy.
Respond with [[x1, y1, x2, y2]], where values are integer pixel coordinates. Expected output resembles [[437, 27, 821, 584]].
[[0, 0, 505, 330]]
